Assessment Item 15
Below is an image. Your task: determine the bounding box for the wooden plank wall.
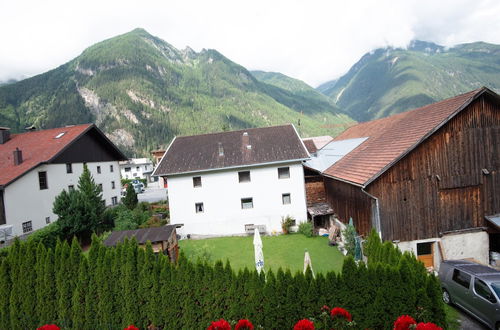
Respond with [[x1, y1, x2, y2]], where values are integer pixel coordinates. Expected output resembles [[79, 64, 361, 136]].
[[323, 176, 372, 236], [368, 95, 500, 241]]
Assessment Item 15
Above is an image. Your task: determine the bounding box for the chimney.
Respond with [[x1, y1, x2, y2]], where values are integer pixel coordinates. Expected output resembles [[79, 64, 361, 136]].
[[0, 127, 10, 144], [13, 148, 23, 165], [242, 132, 250, 149], [218, 142, 224, 156]]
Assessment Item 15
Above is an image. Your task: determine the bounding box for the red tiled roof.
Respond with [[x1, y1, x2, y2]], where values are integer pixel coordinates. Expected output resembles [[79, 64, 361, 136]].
[[323, 88, 488, 186], [302, 139, 317, 153], [154, 124, 309, 176], [0, 124, 92, 186]]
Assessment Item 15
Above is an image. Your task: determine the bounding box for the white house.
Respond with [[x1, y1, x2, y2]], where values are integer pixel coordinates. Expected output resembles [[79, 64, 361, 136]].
[[119, 158, 154, 182], [0, 124, 127, 238], [153, 124, 310, 236]]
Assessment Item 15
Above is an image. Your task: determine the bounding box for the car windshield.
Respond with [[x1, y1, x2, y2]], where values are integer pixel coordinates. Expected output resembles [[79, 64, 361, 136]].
[[492, 282, 500, 298]]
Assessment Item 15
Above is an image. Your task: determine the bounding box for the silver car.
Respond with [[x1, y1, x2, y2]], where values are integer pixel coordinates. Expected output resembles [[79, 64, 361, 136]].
[[439, 260, 500, 330]]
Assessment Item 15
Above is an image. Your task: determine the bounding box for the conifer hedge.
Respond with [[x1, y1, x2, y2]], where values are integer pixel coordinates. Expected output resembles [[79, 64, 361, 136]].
[[0, 232, 446, 329]]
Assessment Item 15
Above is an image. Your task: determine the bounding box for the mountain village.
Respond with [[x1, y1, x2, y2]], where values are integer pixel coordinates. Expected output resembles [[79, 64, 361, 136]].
[[0, 22, 499, 330]]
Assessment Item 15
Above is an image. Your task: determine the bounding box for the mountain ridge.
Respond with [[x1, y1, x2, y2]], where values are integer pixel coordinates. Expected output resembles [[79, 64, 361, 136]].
[[317, 40, 500, 122], [0, 28, 353, 156]]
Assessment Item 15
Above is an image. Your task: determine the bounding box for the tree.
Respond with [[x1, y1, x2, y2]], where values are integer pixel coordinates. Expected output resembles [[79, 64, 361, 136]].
[[53, 164, 105, 241], [122, 184, 138, 210]]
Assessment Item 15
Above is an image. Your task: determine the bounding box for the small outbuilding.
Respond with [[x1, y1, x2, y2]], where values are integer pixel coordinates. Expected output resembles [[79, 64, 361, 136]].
[[104, 225, 179, 262]]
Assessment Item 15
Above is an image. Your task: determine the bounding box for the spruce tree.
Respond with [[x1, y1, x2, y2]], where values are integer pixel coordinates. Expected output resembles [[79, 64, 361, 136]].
[[0, 259, 11, 329], [56, 241, 72, 328], [35, 242, 47, 325], [72, 258, 89, 330], [123, 184, 138, 210], [40, 248, 56, 325]]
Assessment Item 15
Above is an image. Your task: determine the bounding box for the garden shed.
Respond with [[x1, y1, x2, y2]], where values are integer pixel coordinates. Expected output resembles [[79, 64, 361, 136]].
[[104, 225, 179, 262]]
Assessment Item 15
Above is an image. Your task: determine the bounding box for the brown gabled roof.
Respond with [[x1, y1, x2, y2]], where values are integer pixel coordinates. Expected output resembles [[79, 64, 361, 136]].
[[302, 139, 317, 153], [0, 124, 127, 187], [323, 87, 494, 186], [153, 124, 309, 176], [103, 225, 176, 246]]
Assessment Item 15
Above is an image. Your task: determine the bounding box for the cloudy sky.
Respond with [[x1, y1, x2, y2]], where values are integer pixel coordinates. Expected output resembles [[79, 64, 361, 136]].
[[1, 0, 499, 86]]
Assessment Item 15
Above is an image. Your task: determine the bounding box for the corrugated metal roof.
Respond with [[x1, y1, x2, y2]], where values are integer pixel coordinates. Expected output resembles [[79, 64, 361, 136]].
[[304, 137, 367, 173], [485, 214, 500, 230]]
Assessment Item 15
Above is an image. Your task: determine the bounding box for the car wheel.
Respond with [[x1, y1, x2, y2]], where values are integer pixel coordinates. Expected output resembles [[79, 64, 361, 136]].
[[495, 322, 500, 330], [442, 289, 452, 305]]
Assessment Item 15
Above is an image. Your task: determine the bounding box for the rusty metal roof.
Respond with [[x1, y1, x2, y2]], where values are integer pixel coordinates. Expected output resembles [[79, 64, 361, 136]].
[[103, 225, 176, 246], [153, 124, 309, 176], [323, 88, 493, 186]]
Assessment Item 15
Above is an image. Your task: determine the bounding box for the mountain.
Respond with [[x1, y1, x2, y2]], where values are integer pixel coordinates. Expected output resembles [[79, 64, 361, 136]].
[[318, 40, 500, 122], [0, 28, 353, 156]]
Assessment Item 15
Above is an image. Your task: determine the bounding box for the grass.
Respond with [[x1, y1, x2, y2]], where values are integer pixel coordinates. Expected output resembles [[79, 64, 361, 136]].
[[444, 305, 461, 330], [178, 233, 345, 274]]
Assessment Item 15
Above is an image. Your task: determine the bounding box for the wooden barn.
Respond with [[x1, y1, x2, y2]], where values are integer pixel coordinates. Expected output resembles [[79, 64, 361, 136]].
[[307, 87, 500, 269], [104, 225, 179, 262]]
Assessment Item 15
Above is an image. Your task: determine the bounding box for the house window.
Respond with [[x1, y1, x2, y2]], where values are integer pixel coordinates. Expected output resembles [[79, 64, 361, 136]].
[[45, 217, 51, 224], [66, 163, 72, 174], [68, 185, 75, 192], [195, 202, 204, 213], [125, 167, 131, 172], [241, 198, 253, 209], [110, 165, 114, 172], [22, 221, 32, 233], [111, 181, 116, 189], [278, 167, 290, 179], [452, 269, 471, 289], [193, 176, 202, 188], [133, 173, 137, 177], [98, 183, 103, 191], [38, 172, 48, 190], [97, 166, 101, 174], [145, 165, 148, 170], [238, 171, 251, 183], [111, 196, 118, 205], [282, 193, 291, 205], [136, 166, 140, 171]]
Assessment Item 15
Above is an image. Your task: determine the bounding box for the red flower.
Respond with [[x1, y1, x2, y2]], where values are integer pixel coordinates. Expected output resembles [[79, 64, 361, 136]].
[[235, 319, 254, 330], [416, 322, 443, 330], [208, 319, 231, 330], [293, 319, 315, 330], [123, 326, 139, 330], [330, 307, 352, 322], [393, 315, 417, 330], [37, 325, 60, 330]]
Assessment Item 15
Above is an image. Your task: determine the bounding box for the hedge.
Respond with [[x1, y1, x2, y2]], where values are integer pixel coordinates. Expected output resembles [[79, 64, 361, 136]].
[[0, 232, 446, 329]]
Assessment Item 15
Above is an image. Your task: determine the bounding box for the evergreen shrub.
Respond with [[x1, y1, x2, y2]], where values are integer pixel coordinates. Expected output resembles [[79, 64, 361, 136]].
[[298, 222, 314, 237]]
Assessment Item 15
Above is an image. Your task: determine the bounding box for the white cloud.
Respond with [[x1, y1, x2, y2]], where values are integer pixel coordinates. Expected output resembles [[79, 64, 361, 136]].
[[0, 0, 499, 86]]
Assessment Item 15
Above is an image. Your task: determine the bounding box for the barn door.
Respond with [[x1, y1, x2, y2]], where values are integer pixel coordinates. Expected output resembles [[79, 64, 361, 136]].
[[417, 242, 434, 268]]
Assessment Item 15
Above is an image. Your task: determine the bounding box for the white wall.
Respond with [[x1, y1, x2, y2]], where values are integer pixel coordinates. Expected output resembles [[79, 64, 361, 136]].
[[168, 162, 307, 236], [395, 230, 489, 270], [4, 161, 121, 237], [120, 159, 153, 180]]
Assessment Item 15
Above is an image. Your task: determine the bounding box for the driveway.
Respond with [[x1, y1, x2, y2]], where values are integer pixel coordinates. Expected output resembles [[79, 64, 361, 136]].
[[138, 187, 168, 203], [453, 306, 489, 329]]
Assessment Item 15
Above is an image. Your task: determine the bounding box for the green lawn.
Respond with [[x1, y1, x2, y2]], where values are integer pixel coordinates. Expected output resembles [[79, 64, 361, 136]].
[[178, 234, 345, 274]]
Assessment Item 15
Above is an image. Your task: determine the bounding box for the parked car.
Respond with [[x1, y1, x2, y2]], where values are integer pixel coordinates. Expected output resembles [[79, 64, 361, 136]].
[[133, 182, 145, 194], [439, 259, 500, 330]]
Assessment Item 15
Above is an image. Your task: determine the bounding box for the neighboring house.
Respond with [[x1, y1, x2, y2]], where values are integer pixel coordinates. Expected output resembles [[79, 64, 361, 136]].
[[119, 157, 155, 182], [302, 135, 333, 155], [151, 149, 167, 188], [153, 124, 310, 236], [0, 124, 127, 238], [307, 87, 500, 269], [104, 225, 179, 262]]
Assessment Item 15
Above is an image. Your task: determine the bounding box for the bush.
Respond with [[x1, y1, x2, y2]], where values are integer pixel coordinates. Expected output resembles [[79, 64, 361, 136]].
[[27, 222, 62, 249], [298, 222, 314, 237], [281, 215, 295, 234]]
